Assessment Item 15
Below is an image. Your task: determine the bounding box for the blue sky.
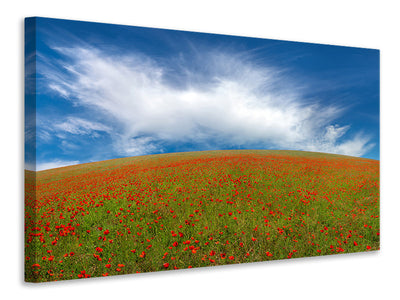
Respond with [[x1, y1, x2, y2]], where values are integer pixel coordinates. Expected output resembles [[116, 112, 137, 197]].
[[25, 17, 380, 171]]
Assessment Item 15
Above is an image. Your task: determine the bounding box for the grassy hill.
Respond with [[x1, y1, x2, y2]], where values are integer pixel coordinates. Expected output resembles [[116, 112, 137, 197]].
[[25, 150, 379, 282]]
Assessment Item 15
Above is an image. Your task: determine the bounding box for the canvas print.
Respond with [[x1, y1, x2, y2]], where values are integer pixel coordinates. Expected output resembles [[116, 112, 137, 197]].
[[24, 17, 380, 282]]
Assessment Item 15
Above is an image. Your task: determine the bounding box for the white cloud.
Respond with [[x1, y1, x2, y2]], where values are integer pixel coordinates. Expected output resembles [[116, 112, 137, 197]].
[[48, 84, 70, 98], [40, 46, 374, 158], [53, 117, 112, 135], [25, 162, 36, 171], [334, 134, 375, 157], [35, 160, 81, 171], [115, 136, 160, 156]]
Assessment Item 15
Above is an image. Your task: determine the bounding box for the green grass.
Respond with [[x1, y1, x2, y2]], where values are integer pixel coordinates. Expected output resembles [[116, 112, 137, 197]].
[[25, 150, 379, 282]]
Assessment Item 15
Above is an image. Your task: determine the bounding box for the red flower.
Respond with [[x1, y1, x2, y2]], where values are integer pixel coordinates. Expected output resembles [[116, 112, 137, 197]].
[[163, 263, 169, 268]]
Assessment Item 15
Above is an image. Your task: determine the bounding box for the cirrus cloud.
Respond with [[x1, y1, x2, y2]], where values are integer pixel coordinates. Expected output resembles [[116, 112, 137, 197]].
[[37, 45, 374, 164]]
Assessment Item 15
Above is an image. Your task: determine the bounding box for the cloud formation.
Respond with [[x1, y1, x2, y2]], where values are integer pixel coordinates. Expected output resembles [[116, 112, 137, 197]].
[[35, 160, 81, 172], [53, 117, 111, 137], [38, 46, 374, 166]]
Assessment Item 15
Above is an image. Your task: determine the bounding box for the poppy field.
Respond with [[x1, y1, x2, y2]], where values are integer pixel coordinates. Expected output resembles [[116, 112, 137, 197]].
[[24, 150, 380, 282]]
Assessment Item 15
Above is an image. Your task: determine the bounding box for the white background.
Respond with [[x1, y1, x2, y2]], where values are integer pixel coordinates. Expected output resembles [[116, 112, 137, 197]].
[[1, 0, 399, 299]]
